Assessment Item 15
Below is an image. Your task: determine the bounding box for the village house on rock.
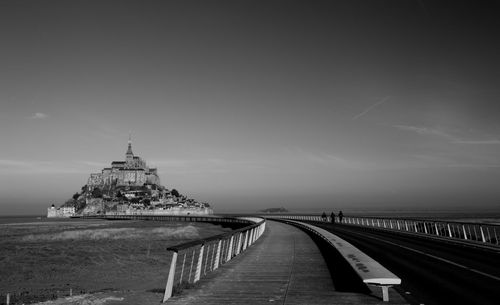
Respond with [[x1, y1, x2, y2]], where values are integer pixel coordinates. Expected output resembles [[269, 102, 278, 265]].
[[48, 138, 212, 218]]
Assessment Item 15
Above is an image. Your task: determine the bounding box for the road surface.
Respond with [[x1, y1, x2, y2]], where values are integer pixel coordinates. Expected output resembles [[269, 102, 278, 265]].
[[312, 222, 500, 305]]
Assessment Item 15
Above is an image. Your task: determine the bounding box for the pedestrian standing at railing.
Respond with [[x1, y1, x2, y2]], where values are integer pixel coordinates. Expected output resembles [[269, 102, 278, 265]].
[[338, 211, 344, 223], [330, 212, 336, 224], [321, 211, 327, 221]]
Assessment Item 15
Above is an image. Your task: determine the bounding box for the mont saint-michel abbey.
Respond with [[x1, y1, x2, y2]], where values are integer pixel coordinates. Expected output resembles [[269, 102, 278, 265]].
[[48, 138, 212, 218], [87, 139, 160, 187]]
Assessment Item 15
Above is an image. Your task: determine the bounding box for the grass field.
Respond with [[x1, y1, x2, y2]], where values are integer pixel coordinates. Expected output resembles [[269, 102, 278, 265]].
[[0, 219, 232, 304]]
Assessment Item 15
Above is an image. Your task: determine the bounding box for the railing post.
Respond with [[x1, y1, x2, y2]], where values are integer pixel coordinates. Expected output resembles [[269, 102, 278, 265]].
[[250, 228, 255, 245], [236, 233, 243, 255], [221, 239, 227, 264], [247, 229, 252, 247], [423, 222, 428, 234], [227, 235, 234, 260], [435, 223, 439, 236], [204, 244, 210, 275], [381, 286, 390, 302], [447, 224, 452, 238], [242, 231, 249, 251], [179, 252, 187, 284], [462, 225, 468, 240], [480, 227, 486, 243], [234, 234, 240, 256], [194, 244, 204, 283], [486, 227, 492, 243], [163, 251, 178, 302], [214, 240, 222, 270]]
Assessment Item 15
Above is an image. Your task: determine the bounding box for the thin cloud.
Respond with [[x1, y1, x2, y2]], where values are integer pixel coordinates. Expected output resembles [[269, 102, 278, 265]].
[[447, 163, 500, 168], [0, 159, 95, 174], [392, 125, 457, 141], [150, 158, 264, 175], [451, 140, 500, 145], [353, 96, 391, 120], [288, 147, 367, 170], [0, 159, 32, 167], [30, 112, 48, 119], [392, 124, 500, 146], [394, 125, 500, 145], [78, 161, 109, 168]]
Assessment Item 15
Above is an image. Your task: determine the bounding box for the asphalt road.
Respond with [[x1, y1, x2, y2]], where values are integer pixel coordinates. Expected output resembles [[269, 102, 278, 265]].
[[312, 222, 500, 305]]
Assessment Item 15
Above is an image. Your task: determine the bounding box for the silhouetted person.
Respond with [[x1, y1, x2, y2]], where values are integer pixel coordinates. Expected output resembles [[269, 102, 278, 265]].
[[321, 212, 327, 221], [330, 212, 336, 224], [338, 211, 344, 223]]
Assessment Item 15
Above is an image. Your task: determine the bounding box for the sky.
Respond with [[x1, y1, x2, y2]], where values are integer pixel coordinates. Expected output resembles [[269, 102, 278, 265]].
[[1, 0, 500, 215]]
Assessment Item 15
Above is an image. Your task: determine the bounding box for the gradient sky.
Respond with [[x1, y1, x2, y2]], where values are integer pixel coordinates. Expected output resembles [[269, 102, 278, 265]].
[[1, 1, 500, 215]]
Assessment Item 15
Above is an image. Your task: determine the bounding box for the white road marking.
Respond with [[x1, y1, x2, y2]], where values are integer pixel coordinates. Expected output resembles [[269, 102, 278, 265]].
[[342, 229, 500, 282]]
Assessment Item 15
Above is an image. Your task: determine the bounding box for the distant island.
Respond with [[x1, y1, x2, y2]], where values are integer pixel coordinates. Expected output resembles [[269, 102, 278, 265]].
[[48, 138, 213, 217], [259, 207, 288, 213]]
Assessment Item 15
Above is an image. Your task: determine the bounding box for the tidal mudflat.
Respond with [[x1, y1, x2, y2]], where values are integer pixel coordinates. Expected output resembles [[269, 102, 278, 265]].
[[0, 218, 232, 304]]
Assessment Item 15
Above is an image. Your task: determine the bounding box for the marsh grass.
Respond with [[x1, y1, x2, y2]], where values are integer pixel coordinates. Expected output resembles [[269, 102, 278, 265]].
[[0, 220, 231, 304]]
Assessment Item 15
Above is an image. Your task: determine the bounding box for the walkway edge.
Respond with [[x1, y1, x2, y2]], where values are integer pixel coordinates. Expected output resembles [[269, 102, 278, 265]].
[[272, 218, 401, 302]]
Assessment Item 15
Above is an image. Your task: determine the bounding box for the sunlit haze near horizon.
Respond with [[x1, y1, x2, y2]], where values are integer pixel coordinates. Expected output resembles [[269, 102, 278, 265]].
[[1, 1, 500, 215]]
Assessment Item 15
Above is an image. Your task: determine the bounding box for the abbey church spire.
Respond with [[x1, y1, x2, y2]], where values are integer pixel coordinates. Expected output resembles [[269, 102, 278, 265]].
[[126, 133, 134, 157]]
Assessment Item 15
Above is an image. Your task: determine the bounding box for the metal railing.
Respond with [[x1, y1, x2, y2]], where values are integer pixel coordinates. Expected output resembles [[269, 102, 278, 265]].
[[162, 217, 266, 302], [342, 216, 500, 246], [79, 213, 254, 225], [267, 215, 500, 248]]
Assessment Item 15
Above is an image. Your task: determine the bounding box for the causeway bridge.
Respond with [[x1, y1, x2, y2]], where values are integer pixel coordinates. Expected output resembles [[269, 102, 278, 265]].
[[90, 213, 499, 305]]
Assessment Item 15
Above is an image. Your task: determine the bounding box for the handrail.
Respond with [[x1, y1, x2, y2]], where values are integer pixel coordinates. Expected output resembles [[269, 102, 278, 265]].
[[267, 214, 500, 249], [167, 218, 264, 252], [162, 217, 266, 302], [274, 218, 401, 302], [260, 213, 500, 226], [79, 213, 252, 224]]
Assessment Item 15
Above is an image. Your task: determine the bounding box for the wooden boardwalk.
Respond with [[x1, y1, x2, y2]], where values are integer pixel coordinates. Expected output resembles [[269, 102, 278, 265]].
[[166, 221, 408, 305]]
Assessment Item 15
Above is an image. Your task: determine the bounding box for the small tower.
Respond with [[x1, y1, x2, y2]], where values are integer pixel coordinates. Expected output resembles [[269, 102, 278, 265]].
[[126, 133, 134, 165]]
